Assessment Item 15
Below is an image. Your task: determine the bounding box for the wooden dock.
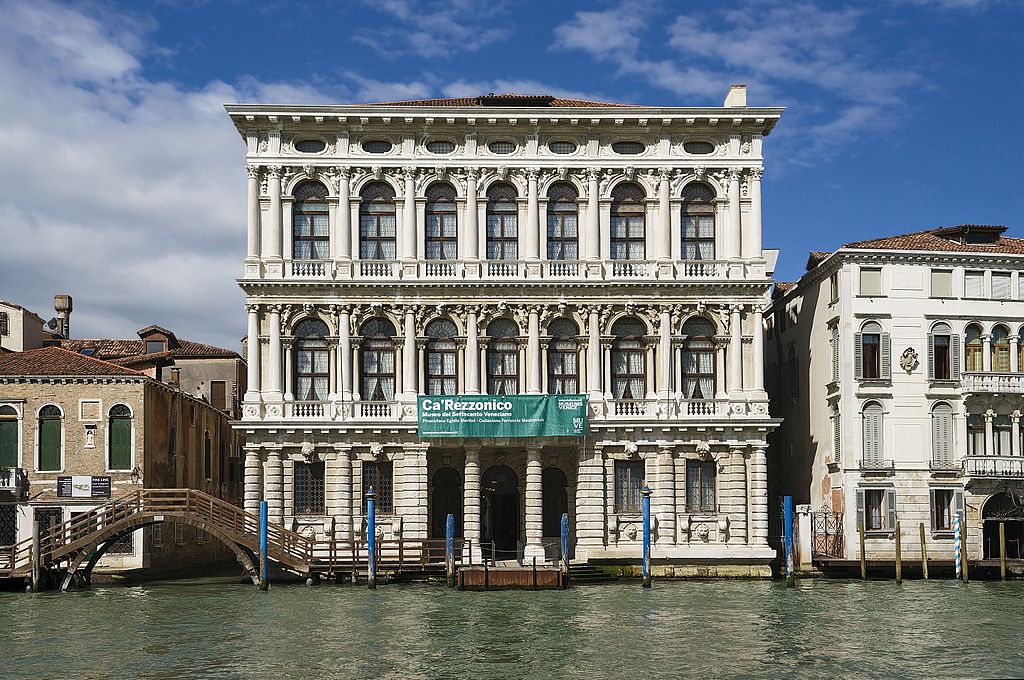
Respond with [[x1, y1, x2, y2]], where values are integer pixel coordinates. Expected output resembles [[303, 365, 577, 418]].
[[457, 565, 566, 590]]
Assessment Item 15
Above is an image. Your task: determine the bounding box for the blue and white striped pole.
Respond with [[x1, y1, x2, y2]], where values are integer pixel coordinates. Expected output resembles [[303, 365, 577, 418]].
[[445, 513, 456, 588], [258, 499, 268, 591], [367, 487, 377, 590], [953, 510, 962, 580], [784, 495, 795, 586], [641, 485, 652, 588]]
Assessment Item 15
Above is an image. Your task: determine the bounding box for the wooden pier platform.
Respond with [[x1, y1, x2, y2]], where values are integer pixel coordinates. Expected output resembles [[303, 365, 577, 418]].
[[457, 565, 566, 590]]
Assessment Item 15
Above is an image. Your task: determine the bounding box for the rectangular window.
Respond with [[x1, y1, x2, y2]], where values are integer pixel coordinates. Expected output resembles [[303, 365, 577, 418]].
[[294, 461, 326, 515], [210, 381, 227, 411], [0, 505, 17, 545], [964, 270, 984, 298], [930, 269, 953, 298], [992, 272, 1011, 300], [152, 524, 162, 548], [203, 435, 212, 480], [862, 333, 881, 380], [614, 460, 645, 513], [686, 459, 716, 513], [864, 489, 885, 531], [994, 415, 1012, 455], [38, 418, 61, 471], [930, 489, 956, 531], [363, 461, 394, 514], [0, 416, 18, 468], [829, 271, 839, 302], [859, 267, 882, 296], [967, 414, 985, 455], [106, 532, 135, 555], [145, 340, 166, 354]]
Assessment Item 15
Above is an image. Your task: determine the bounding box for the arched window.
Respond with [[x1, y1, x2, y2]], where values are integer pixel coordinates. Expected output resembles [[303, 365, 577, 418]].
[[359, 182, 397, 260], [610, 183, 646, 261], [928, 322, 959, 381], [547, 318, 579, 394], [0, 405, 18, 469], [681, 182, 715, 261], [294, 319, 329, 402], [486, 183, 518, 261], [108, 404, 132, 471], [862, 401, 884, 464], [682, 318, 716, 400], [611, 317, 647, 400], [967, 412, 985, 455], [361, 318, 396, 402], [426, 319, 458, 395], [992, 325, 1010, 372], [931, 402, 954, 465], [487, 319, 519, 395], [292, 181, 330, 261], [994, 411, 1012, 455], [425, 183, 458, 260], [965, 324, 984, 372], [855, 321, 889, 380], [546, 182, 579, 261], [38, 405, 61, 472]]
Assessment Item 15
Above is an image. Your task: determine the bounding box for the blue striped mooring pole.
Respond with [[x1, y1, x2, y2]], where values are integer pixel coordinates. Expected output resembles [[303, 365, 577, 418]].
[[784, 495, 795, 586], [642, 485, 652, 588], [953, 510, 962, 580], [259, 499, 269, 591], [367, 487, 377, 590], [445, 513, 456, 588], [560, 512, 570, 587]]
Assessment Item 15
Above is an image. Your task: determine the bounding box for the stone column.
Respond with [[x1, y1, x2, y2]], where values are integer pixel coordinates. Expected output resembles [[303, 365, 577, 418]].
[[266, 306, 283, 400], [402, 167, 417, 261], [246, 164, 261, 261], [586, 168, 600, 260], [328, 343, 337, 398], [337, 166, 351, 260], [466, 308, 480, 393], [264, 446, 284, 525], [658, 310, 672, 398], [403, 446, 428, 539], [729, 305, 743, 395], [575, 445, 605, 557], [404, 309, 417, 398], [746, 167, 763, 260], [588, 308, 602, 398], [985, 409, 995, 456], [267, 166, 283, 262], [527, 307, 542, 394], [244, 304, 261, 402], [524, 445, 544, 559], [1013, 412, 1021, 457], [464, 168, 479, 260], [1011, 336, 1020, 373], [658, 169, 671, 260], [340, 307, 352, 400], [525, 168, 540, 260], [983, 334, 992, 372], [464, 446, 481, 561], [283, 340, 294, 402], [243, 444, 262, 515], [727, 168, 742, 260], [657, 445, 675, 544], [729, 448, 747, 545], [749, 445, 769, 545], [331, 445, 352, 540], [751, 307, 765, 393]]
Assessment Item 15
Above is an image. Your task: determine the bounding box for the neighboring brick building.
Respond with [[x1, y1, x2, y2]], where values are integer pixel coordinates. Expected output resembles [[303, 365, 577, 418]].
[[0, 347, 243, 577]]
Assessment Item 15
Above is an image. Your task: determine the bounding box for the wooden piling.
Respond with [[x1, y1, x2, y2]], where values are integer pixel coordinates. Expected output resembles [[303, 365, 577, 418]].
[[859, 524, 866, 580], [919, 522, 928, 580], [894, 520, 902, 585], [999, 522, 1007, 582], [962, 511, 969, 584]]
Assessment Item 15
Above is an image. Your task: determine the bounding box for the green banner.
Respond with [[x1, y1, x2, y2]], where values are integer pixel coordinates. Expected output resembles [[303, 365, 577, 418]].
[[417, 394, 587, 438]]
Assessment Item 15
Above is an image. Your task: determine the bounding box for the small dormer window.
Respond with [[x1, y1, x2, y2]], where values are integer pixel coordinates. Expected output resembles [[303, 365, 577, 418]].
[[146, 340, 166, 354]]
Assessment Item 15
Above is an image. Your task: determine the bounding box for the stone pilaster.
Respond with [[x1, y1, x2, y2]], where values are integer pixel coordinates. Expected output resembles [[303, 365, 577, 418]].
[[264, 446, 284, 525], [749, 445, 769, 545], [402, 445, 428, 539], [575, 444, 606, 552], [243, 444, 262, 515], [328, 444, 352, 539], [524, 445, 544, 559], [728, 448, 747, 545], [463, 446, 481, 561], [657, 445, 676, 543]]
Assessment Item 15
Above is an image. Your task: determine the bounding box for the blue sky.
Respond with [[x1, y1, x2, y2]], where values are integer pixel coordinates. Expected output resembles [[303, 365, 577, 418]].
[[0, 0, 1021, 348]]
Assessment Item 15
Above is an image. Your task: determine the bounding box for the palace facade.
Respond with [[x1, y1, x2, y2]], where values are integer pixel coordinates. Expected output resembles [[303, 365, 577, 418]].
[[227, 87, 783, 574]]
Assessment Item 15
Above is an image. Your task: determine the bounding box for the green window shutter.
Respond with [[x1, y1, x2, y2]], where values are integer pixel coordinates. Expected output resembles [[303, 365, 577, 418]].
[[109, 417, 131, 470], [0, 420, 17, 468], [39, 419, 61, 471]]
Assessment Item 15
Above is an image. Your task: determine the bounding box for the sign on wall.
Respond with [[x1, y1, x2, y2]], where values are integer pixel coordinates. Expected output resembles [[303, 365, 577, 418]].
[[417, 395, 587, 438], [57, 475, 112, 498]]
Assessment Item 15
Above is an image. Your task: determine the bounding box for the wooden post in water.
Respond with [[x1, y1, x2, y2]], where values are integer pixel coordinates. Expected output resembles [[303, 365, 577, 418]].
[[919, 522, 929, 580], [999, 522, 1007, 582], [961, 510, 969, 584], [859, 524, 867, 580], [894, 520, 902, 585]]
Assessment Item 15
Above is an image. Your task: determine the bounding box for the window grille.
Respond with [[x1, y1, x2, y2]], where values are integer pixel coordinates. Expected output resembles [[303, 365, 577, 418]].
[[363, 461, 394, 514], [614, 460, 644, 513], [426, 140, 456, 154], [294, 462, 326, 515], [686, 459, 716, 513], [549, 140, 577, 154], [611, 141, 645, 155], [487, 140, 516, 155], [0, 505, 17, 545], [362, 140, 393, 153]]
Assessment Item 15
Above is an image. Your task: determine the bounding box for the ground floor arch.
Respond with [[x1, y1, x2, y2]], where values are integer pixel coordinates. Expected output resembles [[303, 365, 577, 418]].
[[982, 491, 1024, 559], [481, 464, 519, 561], [430, 466, 463, 539], [542, 466, 568, 539]]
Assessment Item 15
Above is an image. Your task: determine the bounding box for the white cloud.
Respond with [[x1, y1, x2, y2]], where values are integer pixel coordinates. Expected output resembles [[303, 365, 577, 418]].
[[0, 0, 335, 350], [355, 0, 511, 59]]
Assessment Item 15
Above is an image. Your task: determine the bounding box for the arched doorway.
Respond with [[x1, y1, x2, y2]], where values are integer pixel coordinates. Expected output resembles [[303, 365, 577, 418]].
[[430, 466, 462, 539], [983, 492, 1024, 559], [542, 467, 568, 539], [481, 465, 519, 561]]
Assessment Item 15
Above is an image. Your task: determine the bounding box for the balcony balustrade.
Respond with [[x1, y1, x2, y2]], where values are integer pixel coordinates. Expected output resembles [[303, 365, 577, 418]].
[[962, 373, 1024, 395], [290, 260, 333, 278], [963, 455, 1024, 478], [286, 401, 326, 418], [358, 260, 398, 278], [0, 467, 27, 498]]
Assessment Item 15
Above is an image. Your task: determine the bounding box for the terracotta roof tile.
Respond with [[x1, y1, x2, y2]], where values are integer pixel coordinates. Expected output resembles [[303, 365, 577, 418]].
[[805, 251, 831, 270], [773, 282, 797, 300], [842, 225, 1024, 254], [366, 93, 637, 108], [0, 346, 144, 377], [59, 338, 239, 360]]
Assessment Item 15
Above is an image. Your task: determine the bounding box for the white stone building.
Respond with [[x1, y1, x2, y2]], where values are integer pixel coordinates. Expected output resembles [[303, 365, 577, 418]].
[[227, 87, 783, 575], [767, 225, 1024, 565]]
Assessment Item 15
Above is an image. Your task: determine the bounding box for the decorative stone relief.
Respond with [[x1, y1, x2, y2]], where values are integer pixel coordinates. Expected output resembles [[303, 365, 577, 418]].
[[900, 347, 919, 374]]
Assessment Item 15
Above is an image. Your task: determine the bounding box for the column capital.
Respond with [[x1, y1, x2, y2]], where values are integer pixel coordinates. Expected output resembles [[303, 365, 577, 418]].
[[586, 167, 601, 182], [748, 166, 764, 180], [267, 165, 284, 179], [728, 167, 742, 183], [245, 303, 261, 314], [246, 164, 261, 179], [658, 167, 672, 182], [336, 165, 352, 179], [402, 166, 418, 182], [465, 166, 480, 180]]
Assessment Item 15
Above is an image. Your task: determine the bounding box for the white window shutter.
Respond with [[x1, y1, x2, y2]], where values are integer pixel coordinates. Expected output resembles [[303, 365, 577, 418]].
[[854, 333, 864, 380], [927, 333, 936, 381], [831, 329, 840, 383], [951, 334, 961, 380], [880, 333, 891, 380], [833, 413, 842, 464], [856, 489, 865, 531], [886, 489, 897, 530]]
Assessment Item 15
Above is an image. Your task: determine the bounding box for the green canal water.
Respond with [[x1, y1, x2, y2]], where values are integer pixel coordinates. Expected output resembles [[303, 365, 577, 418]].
[[2, 578, 1022, 679]]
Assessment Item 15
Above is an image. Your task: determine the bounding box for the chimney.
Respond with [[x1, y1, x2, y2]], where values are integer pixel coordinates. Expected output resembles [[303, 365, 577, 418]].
[[724, 84, 747, 108], [169, 367, 181, 388], [53, 294, 73, 338]]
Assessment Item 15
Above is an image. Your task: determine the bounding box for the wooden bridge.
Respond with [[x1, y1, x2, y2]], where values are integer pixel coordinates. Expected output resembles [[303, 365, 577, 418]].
[[0, 489, 464, 591]]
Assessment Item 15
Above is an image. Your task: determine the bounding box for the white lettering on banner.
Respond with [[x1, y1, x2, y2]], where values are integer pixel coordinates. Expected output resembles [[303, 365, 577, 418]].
[[421, 399, 513, 412], [558, 398, 584, 410]]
